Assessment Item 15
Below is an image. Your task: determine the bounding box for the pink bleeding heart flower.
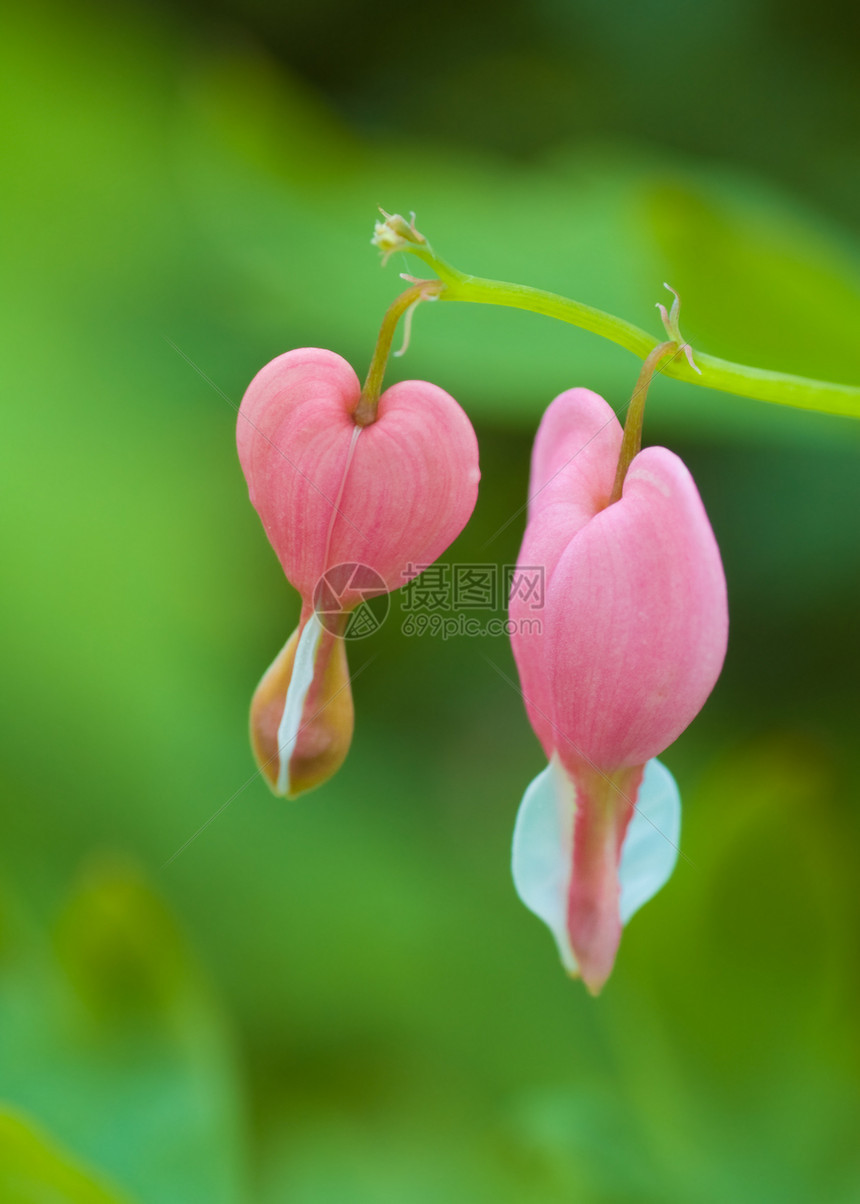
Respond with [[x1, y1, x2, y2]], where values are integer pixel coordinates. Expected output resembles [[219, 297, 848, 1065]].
[[509, 387, 728, 993], [238, 347, 480, 797]]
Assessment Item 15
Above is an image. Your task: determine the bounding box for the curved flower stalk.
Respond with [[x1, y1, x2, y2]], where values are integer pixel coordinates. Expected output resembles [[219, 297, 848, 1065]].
[[509, 388, 728, 992], [238, 347, 480, 797], [372, 210, 860, 420]]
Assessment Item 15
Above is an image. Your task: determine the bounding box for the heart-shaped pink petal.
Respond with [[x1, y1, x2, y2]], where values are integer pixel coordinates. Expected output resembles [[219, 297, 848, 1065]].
[[237, 348, 480, 604]]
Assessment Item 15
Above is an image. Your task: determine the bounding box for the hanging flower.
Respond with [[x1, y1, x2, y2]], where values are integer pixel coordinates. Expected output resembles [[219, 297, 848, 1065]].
[[509, 386, 728, 992], [238, 347, 480, 797]]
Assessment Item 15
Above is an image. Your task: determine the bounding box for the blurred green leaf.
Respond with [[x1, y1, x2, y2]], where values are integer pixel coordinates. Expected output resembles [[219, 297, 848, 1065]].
[[646, 174, 860, 382], [0, 1109, 135, 1204], [0, 865, 247, 1204], [177, 44, 860, 439]]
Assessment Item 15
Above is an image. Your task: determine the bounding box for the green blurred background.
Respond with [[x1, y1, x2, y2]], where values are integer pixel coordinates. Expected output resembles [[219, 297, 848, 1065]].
[[2, 0, 859, 1199]]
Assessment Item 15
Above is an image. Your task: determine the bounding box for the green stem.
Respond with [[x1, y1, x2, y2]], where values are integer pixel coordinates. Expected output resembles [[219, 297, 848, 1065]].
[[394, 247, 860, 421], [609, 341, 677, 504], [354, 281, 442, 426], [443, 274, 655, 359]]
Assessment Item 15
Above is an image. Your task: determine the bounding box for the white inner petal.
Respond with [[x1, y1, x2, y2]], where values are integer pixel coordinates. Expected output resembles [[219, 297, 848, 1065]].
[[618, 758, 681, 925], [511, 755, 578, 973], [275, 613, 324, 795], [512, 756, 682, 969]]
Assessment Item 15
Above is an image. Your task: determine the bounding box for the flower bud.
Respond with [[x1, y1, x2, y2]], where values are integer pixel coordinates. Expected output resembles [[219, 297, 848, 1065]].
[[371, 210, 427, 264], [249, 614, 354, 799]]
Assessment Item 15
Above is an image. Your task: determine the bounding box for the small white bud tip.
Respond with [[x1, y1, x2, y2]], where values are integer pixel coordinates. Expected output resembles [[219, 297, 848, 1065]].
[[371, 210, 427, 265]]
